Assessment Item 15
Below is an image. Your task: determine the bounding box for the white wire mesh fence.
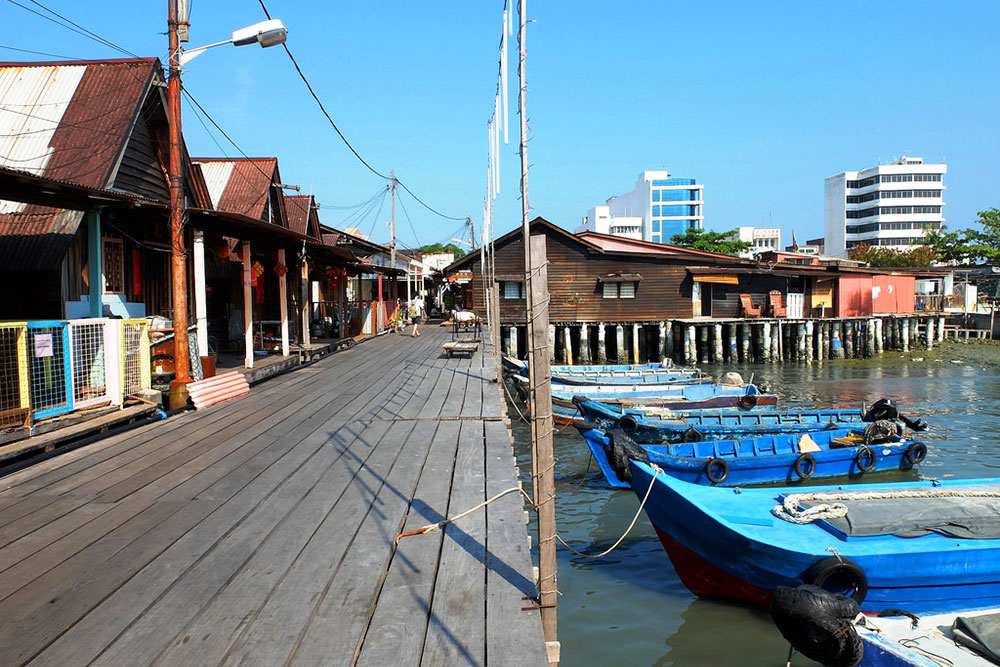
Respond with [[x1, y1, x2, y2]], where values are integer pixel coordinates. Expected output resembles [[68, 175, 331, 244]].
[[0, 322, 31, 429], [0, 318, 154, 428]]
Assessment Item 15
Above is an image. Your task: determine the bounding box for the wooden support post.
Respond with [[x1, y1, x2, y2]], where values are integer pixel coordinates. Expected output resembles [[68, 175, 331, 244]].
[[579, 325, 591, 364], [193, 229, 209, 358], [548, 324, 556, 364], [87, 210, 102, 318], [680, 325, 690, 364], [805, 321, 814, 363], [596, 324, 607, 363], [937, 316, 946, 342], [695, 326, 705, 364], [665, 321, 675, 362], [795, 322, 805, 361], [875, 318, 884, 354], [844, 321, 854, 358], [243, 242, 254, 369], [509, 325, 519, 359], [771, 322, 781, 361], [616, 324, 626, 363], [632, 323, 641, 364], [761, 322, 771, 362], [713, 323, 724, 363], [901, 318, 910, 352], [726, 323, 736, 362], [823, 322, 832, 359], [278, 247, 289, 357], [658, 322, 667, 362], [831, 322, 844, 358], [740, 323, 751, 362], [926, 317, 934, 350], [776, 321, 784, 360], [301, 253, 310, 347], [562, 326, 573, 365]]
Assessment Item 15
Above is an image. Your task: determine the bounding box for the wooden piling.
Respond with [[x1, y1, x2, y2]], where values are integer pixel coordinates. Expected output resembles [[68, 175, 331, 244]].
[[926, 317, 934, 350], [596, 324, 607, 364], [562, 326, 573, 365], [616, 324, 626, 363], [713, 323, 724, 363], [875, 319, 884, 354], [658, 322, 667, 362], [509, 325, 519, 359], [844, 321, 854, 358], [727, 323, 737, 362], [665, 321, 675, 363], [632, 323, 641, 364], [937, 316, 946, 343], [695, 326, 706, 364], [761, 322, 772, 362], [548, 324, 555, 363], [738, 323, 749, 362], [771, 322, 781, 361], [901, 318, 909, 352], [579, 325, 591, 364], [804, 321, 814, 363], [831, 322, 844, 358], [684, 325, 694, 364], [794, 323, 804, 361]]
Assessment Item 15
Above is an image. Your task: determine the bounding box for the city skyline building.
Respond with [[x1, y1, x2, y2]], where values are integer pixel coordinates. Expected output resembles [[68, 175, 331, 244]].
[[578, 170, 704, 243], [824, 156, 946, 258], [734, 226, 781, 259]]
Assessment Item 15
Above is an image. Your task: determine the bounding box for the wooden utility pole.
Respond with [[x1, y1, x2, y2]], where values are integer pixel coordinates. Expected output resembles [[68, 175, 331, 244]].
[[167, 0, 192, 409], [518, 0, 558, 662], [390, 170, 396, 267]]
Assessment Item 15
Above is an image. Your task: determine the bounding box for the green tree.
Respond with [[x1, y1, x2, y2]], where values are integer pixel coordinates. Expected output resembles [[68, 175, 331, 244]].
[[964, 208, 1000, 263], [669, 228, 752, 256], [923, 226, 969, 264], [847, 243, 938, 267], [416, 243, 467, 258]]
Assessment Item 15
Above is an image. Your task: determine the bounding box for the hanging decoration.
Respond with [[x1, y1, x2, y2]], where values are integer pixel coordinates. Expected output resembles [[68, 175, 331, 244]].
[[252, 260, 265, 277], [273, 262, 288, 277], [215, 241, 230, 259]]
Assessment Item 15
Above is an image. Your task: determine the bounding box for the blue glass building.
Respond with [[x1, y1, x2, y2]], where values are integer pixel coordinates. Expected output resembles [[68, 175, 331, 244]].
[[579, 171, 704, 244]]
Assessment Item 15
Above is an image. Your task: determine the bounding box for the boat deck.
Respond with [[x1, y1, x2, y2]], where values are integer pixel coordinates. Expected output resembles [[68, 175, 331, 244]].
[[0, 325, 547, 666]]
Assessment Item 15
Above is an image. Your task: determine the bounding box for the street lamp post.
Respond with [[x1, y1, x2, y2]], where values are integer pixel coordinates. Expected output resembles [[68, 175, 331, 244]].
[[165, 2, 287, 409]]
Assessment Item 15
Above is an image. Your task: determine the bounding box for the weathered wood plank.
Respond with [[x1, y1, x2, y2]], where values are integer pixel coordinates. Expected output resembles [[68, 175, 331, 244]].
[[420, 419, 486, 665], [485, 419, 548, 666]]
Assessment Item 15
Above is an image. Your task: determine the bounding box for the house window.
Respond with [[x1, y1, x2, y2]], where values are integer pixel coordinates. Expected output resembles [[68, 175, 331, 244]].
[[102, 237, 125, 294], [503, 281, 525, 299], [603, 281, 636, 299]]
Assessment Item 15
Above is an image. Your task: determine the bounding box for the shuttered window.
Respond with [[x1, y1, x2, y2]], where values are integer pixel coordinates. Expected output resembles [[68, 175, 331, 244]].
[[503, 281, 525, 299], [602, 282, 617, 299], [603, 282, 636, 299]]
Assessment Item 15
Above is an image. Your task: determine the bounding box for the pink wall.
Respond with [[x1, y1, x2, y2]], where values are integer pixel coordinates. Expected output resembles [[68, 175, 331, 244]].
[[836, 275, 873, 317], [873, 275, 915, 314]]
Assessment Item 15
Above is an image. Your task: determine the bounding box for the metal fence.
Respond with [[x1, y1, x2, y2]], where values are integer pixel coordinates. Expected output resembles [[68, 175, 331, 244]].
[[0, 322, 30, 429], [27, 321, 73, 420], [0, 318, 154, 428]]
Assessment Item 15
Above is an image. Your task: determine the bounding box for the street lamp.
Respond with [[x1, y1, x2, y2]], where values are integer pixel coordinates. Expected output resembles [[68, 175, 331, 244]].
[[166, 2, 287, 409]]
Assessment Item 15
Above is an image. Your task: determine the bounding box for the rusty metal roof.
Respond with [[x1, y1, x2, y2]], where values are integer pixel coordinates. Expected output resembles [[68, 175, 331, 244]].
[[193, 157, 277, 220], [284, 194, 321, 239]]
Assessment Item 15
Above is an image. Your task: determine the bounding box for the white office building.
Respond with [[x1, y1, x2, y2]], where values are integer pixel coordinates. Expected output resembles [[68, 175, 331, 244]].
[[734, 226, 781, 259], [578, 170, 704, 244], [824, 156, 946, 258]]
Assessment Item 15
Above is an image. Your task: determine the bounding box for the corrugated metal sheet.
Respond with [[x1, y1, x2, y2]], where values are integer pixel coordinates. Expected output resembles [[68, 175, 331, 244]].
[[0, 65, 86, 213], [0, 206, 84, 270], [187, 371, 250, 410], [285, 194, 320, 237], [195, 158, 275, 220]]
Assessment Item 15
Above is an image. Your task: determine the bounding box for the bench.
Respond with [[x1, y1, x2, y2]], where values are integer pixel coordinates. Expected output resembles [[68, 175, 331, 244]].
[[442, 341, 479, 358]]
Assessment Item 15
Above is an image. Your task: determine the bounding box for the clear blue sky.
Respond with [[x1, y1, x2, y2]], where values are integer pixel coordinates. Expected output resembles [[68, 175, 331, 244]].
[[2, 1, 997, 252]]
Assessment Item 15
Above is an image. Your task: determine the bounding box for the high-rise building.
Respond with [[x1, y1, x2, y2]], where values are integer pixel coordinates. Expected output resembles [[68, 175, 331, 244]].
[[578, 170, 704, 243], [824, 156, 946, 258], [733, 226, 781, 259]]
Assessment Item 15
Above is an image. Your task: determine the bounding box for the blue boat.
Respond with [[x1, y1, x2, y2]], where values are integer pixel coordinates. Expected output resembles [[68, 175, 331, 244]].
[[579, 426, 922, 488], [626, 465, 1000, 614], [853, 608, 1000, 666], [574, 397, 867, 443], [502, 355, 705, 385]]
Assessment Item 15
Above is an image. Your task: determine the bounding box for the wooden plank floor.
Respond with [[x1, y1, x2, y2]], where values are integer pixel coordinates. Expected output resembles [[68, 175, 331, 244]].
[[0, 323, 547, 667]]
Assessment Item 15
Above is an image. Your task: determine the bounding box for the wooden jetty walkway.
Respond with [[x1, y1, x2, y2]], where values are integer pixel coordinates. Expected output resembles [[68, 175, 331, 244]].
[[0, 323, 548, 666]]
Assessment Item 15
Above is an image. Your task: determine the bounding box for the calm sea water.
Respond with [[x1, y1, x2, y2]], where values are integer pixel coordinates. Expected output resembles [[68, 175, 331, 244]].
[[509, 353, 1000, 666]]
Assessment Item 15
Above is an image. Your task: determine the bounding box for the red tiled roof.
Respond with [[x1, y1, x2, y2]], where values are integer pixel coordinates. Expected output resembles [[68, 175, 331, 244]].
[[285, 194, 318, 238]]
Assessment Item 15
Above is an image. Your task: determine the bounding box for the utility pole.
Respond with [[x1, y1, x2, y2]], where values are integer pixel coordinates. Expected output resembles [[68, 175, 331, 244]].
[[519, 0, 558, 662], [167, 0, 192, 409], [390, 170, 396, 267], [467, 216, 476, 250]]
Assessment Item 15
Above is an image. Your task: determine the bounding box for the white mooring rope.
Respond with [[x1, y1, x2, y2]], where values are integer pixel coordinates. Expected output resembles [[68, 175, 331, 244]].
[[773, 488, 1000, 524]]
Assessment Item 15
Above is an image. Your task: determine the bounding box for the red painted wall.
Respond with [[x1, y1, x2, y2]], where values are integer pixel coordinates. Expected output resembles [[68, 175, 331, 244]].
[[873, 275, 915, 313], [837, 275, 873, 317]]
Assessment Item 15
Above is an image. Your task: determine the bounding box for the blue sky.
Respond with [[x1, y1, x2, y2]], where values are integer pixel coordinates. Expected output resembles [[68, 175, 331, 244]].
[[2, 1, 997, 252]]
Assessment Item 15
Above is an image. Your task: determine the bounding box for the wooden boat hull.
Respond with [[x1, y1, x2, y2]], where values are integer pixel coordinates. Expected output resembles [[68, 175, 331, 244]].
[[576, 398, 867, 443], [580, 427, 920, 488], [627, 467, 1000, 614]]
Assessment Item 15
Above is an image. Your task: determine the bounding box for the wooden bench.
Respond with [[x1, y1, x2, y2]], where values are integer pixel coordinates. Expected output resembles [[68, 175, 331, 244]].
[[442, 341, 479, 358]]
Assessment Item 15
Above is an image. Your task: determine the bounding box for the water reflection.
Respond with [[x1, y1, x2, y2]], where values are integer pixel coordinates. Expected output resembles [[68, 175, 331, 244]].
[[511, 360, 1000, 666]]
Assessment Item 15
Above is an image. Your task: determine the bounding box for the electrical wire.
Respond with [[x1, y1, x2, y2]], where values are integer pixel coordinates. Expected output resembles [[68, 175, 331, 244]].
[[0, 43, 80, 60], [395, 188, 422, 249], [253, 0, 466, 223], [3, 0, 140, 59]]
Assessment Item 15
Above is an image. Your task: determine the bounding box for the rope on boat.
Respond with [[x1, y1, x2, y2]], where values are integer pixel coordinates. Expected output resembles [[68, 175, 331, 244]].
[[555, 464, 663, 559], [394, 486, 534, 544], [773, 488, 1000, 524], [501, 377, 530, 422]]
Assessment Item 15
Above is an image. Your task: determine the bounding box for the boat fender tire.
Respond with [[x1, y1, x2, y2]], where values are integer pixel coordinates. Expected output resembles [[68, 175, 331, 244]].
[[605, 428, 650, 483], [803, 556, 868, 605], [863, 397, 898, 422], [904, 441, 927, 465], [618, 414, 639, 436], [737, 394, 758, 410], [571, 395, 588, 407], [854, 445, 877, 473], [704, 457, 729, 484], [769, 584, 863, 667], [680, 426, 704, 443], [793, 452, 816, 480]]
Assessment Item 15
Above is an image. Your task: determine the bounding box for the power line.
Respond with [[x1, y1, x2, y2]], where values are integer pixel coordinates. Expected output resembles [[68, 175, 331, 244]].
[[395, 188, 422, 249], [253, 0, 466, 223], [2, 0, 140, 59], [0, 43, 80, 60]]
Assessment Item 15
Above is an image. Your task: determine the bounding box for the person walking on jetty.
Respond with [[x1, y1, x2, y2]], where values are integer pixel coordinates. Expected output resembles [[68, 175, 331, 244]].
[[410, 294, 426, 337]]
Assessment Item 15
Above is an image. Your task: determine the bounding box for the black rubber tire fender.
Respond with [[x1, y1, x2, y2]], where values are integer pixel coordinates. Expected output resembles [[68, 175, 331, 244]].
[[854, 445, 877, 473], [803, 556, 869, 605], [680, 426, 704, 443], [793, 452, 816, 480], [904, 441, 927, 465], [737, 394, 758, 410], [618, 414, 639, 436], [704, 457, 729, 484]]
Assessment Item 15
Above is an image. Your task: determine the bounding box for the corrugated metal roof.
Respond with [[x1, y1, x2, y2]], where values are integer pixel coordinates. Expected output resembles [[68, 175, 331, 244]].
[[285, 194, 320, 238], [198, 160, 234, 209], [195, 157, 276, 220], [0, 206, 83, 270]]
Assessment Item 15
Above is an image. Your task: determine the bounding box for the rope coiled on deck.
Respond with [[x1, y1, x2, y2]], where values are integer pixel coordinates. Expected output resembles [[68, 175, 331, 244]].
[[773, 488, 1000, 524]]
